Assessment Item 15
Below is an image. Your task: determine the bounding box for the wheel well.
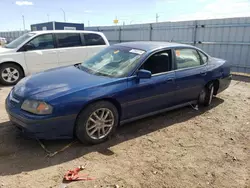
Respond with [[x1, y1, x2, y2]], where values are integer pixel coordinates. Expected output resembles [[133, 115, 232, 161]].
[[206, 79, 219, 95], [0, 61, 25, 75], [73, 98, 122, 136], [97, 98, 122, 117]]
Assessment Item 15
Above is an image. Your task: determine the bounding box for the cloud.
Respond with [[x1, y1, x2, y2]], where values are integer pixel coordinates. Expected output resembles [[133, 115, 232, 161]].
[[15, 1, 33, 6], [84, 10, 92, 13], [158, 0, 177, 3], [173, 0, 250, 21]]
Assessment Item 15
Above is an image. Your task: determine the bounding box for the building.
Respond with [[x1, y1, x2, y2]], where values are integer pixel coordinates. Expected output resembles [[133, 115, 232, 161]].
[[31, 22, 84, 31]]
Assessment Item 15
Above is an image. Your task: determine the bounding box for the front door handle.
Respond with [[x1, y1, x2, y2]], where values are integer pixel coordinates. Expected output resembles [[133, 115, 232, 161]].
[[200, 72, 207, 76]]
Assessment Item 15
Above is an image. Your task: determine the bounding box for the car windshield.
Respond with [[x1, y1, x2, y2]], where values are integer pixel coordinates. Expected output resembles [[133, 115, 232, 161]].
[[5, 33, 35, 49], [80, 46, 145, 77]]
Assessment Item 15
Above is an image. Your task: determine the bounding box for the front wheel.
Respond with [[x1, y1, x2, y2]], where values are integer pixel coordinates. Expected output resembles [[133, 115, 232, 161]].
[[199, 83, 214, 106], [0, 63, 24, 85], [75, 101, 119, 144]]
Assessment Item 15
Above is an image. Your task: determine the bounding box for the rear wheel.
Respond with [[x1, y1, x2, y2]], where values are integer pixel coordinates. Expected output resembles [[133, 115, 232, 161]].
[[0, 63, 24, 85], [199, 83, 214, 106], [75, 101, 119, 144]]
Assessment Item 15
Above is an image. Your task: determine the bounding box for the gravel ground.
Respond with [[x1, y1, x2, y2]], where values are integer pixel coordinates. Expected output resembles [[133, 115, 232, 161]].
[[0, 78, 249, 188]]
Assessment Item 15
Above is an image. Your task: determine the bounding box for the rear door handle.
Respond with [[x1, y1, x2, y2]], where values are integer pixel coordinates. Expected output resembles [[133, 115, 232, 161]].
[[166, 78, 175, 83], [200, 72, 207, 76]]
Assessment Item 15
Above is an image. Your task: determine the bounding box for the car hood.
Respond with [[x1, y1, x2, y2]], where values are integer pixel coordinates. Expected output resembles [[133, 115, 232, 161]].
[[0, 47, 15, 54], [13, 66, 117, 100]]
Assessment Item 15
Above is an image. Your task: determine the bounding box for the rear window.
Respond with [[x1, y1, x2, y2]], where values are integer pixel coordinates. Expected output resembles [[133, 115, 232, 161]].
[[83, 33, 106, 46], [56, 33, 82, 48], [198, 51, 208, 63]]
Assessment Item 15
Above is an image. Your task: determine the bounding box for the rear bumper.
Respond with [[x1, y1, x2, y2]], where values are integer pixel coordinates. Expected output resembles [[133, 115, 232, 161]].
[[217, 74, 232, 94], [5, 96, 77, 140]]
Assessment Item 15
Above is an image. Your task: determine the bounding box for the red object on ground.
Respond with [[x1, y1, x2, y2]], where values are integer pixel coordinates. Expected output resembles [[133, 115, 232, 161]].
[[64, 166, 94, 181]]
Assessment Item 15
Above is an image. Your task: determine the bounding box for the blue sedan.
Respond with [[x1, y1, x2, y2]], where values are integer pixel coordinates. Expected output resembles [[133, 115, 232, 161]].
[[5, 42, 232, 144]]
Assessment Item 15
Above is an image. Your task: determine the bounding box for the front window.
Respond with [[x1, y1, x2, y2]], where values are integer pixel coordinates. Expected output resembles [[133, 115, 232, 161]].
[[26, 34, 54, 51], [140, 50, 172, 75], [80, 46, 145, 77], [5, 33, 35, 49]]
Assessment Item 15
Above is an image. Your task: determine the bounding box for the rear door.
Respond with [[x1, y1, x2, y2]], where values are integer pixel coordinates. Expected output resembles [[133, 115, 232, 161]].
[[55, 32, 86, 66], [23, 33, 58, 73], [174, 48, 208, 104]]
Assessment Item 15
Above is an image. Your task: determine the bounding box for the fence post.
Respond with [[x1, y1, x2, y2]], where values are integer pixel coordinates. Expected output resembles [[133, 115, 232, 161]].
[[119, 26, 122, 43], [193, 20, 198, 46], [149, 23, 153, 41]]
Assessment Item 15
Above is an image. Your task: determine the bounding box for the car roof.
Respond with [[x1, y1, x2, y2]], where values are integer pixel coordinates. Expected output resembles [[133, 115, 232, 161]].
[[115, 41, 192, 52], [30, 30, 103, 35]]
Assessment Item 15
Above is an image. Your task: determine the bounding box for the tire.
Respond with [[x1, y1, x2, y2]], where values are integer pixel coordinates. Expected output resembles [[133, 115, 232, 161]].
[[199, 83, 214, 107], [75, 101, 119, 145], [0, 63, 24, 85]]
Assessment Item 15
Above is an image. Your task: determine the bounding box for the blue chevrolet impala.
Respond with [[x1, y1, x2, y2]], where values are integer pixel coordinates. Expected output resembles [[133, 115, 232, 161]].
[[5, 42, 232, 144]]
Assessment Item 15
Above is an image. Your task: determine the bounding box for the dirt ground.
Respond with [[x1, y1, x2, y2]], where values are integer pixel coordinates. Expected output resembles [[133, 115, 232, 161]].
[[0, 77, 249, 188]]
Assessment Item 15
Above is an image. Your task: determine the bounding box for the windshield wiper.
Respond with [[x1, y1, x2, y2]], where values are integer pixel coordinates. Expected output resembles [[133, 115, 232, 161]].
[[95, 72, 111, 77], [77, 65, 112, 77]]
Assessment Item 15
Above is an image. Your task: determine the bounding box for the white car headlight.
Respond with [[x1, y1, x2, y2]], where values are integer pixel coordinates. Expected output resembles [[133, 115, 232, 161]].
[[21, 100, 53, 115]]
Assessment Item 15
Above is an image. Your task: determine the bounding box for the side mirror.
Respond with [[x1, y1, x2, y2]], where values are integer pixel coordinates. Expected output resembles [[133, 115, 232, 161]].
[[137, 69, 152, 79], [22, 43, 34, 51]]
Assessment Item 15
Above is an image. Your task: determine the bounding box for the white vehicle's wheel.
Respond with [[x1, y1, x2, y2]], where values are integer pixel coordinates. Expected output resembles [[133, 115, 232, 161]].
[[0, 63, 24, 85]]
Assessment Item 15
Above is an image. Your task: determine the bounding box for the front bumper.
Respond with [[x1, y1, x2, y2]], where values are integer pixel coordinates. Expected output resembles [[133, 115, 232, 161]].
[[217, 74, 232, 94], [5, 94, 77, 140]]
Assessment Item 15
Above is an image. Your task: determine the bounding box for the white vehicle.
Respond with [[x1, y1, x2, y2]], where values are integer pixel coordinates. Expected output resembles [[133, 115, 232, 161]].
[[0, 30, 109, 85]]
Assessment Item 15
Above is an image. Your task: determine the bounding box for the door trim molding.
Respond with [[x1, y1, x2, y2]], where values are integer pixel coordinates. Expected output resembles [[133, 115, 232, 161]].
[[120, 100, 197, 125]]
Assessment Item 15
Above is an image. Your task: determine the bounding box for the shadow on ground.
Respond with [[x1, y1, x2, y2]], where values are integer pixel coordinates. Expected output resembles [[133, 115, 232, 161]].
[[233, 75, 250, 83], [0, 97, 224, 176]]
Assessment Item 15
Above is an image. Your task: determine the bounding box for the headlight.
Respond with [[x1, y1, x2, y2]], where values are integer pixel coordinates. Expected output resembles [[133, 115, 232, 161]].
[[21, 100, 53, 115]]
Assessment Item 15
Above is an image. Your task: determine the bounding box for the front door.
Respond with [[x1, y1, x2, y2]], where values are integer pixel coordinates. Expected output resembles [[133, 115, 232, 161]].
[[24, 34, 58, 74], [123, 50, 177, 120]]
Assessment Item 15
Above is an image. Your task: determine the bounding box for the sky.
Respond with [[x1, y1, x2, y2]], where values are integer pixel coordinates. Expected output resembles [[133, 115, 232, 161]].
[[0, 0, 250, 31]]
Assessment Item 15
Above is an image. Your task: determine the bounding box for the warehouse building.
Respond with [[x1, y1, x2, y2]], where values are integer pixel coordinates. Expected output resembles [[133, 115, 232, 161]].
[[30, 22, 84, 31]]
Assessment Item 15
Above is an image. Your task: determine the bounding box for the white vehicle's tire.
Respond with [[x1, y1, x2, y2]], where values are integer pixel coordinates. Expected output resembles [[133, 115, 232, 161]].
[[0, 63, 24, 86]]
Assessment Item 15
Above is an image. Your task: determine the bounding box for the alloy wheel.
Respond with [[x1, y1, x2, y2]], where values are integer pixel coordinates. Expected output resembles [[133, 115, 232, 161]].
[[1, 67, 20, 83], [86, 108, 115, 140]]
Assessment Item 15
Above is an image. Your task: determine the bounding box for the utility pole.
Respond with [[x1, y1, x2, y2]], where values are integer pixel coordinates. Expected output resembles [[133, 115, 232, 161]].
[[47, 14, 50, 22], [88, 20, 90, 26], [22, 15, 25, 30], [60, 8, 66, 22], [156, 13, 159, 23]]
